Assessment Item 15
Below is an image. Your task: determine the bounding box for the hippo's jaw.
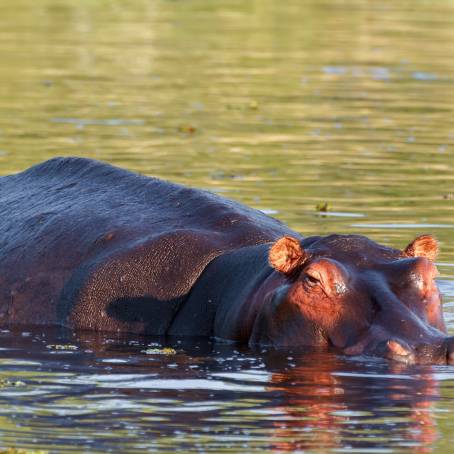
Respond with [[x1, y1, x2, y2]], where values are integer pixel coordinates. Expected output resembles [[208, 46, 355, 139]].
[[345, 336, 454, 365], [342, 325, 454, 365]]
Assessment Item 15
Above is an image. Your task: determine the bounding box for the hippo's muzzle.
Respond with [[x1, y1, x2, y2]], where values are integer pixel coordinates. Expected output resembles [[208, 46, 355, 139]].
[[383, 336, 454, 365], [344, 329, 454, 365]]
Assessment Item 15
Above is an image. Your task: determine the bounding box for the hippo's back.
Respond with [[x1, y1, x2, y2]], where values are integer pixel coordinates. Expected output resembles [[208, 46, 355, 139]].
[[0, 157, 297, 332]]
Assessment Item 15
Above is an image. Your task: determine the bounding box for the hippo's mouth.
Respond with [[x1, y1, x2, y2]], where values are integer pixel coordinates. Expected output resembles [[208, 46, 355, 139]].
[[342, 333, 454, 365]]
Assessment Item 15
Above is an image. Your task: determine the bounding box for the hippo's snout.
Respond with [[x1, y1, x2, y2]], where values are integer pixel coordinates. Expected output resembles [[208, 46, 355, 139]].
[[381, 339, 416, 365], [447, 337, 454, 364], [414, 336, 454, 365], [368, 336, 454, 365], [433, 336, 454, 365]]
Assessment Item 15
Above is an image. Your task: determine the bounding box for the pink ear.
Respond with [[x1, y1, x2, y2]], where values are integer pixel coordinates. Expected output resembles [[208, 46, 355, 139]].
[[269, 236, 307, 274], [404, 234, 439, 261]]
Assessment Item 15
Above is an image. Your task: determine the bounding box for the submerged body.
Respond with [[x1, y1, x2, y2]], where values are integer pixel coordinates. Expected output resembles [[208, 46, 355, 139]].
[[0, 157, 452, 364]]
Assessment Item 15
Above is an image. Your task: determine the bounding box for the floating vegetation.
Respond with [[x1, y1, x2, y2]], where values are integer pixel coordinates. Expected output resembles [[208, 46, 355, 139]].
[[177, 125, 197, 134], [46, 344, 78, 351], [315, 202, 330, 212], [0, 378, 25, 388], [141, 347, 177, 355]]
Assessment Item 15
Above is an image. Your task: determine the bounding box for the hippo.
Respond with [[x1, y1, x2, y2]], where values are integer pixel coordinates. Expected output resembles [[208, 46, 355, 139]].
[[0, 157, 452, 364]]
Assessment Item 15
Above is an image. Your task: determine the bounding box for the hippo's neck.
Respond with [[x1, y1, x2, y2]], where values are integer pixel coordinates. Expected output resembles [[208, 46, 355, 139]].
[[167, 243, 275, 340]]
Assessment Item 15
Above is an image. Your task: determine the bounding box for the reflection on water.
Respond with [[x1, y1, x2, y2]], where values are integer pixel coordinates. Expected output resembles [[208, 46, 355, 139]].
[[1, 328, 454, 453], [0, 0, 454, 451]]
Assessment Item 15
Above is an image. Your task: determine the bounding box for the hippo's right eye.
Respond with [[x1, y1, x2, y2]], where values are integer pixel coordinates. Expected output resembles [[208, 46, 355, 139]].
[[303, 272, 320, 288]]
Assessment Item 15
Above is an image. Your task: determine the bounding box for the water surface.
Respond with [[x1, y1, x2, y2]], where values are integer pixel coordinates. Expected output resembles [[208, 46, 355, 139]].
[[0, 0, 453, 452]]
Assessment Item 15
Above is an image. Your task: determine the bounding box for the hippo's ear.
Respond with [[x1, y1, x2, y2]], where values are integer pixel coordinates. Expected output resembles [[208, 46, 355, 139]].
[[269, 236, 308, 274], [404, 234, 439, 261]]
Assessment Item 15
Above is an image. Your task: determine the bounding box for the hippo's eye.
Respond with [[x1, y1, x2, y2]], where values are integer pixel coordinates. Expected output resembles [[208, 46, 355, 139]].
[[303, 272, 320, 287], [304, 275, 319, 287]]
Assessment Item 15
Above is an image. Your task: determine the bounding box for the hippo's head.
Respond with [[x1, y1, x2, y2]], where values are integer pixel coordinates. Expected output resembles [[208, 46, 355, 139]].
[[250, 234, 453, 364]]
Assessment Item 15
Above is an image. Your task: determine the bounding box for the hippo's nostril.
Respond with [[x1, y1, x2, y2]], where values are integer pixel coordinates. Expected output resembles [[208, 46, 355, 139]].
[[381, 339, 415, 365], [387, 339, 411, 357]]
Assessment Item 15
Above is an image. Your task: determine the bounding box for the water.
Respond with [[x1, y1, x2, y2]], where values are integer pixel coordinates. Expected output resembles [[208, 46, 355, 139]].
[[0, 0, 453, 451], [2, 328, 454, 453]]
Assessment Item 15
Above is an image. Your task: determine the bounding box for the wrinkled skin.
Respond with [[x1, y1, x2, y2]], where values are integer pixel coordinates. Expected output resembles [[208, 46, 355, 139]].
[[0, 158, 452, 365]]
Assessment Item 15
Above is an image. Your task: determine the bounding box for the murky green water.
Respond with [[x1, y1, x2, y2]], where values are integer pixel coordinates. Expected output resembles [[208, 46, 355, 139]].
[[0, 0, 453, 452]]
